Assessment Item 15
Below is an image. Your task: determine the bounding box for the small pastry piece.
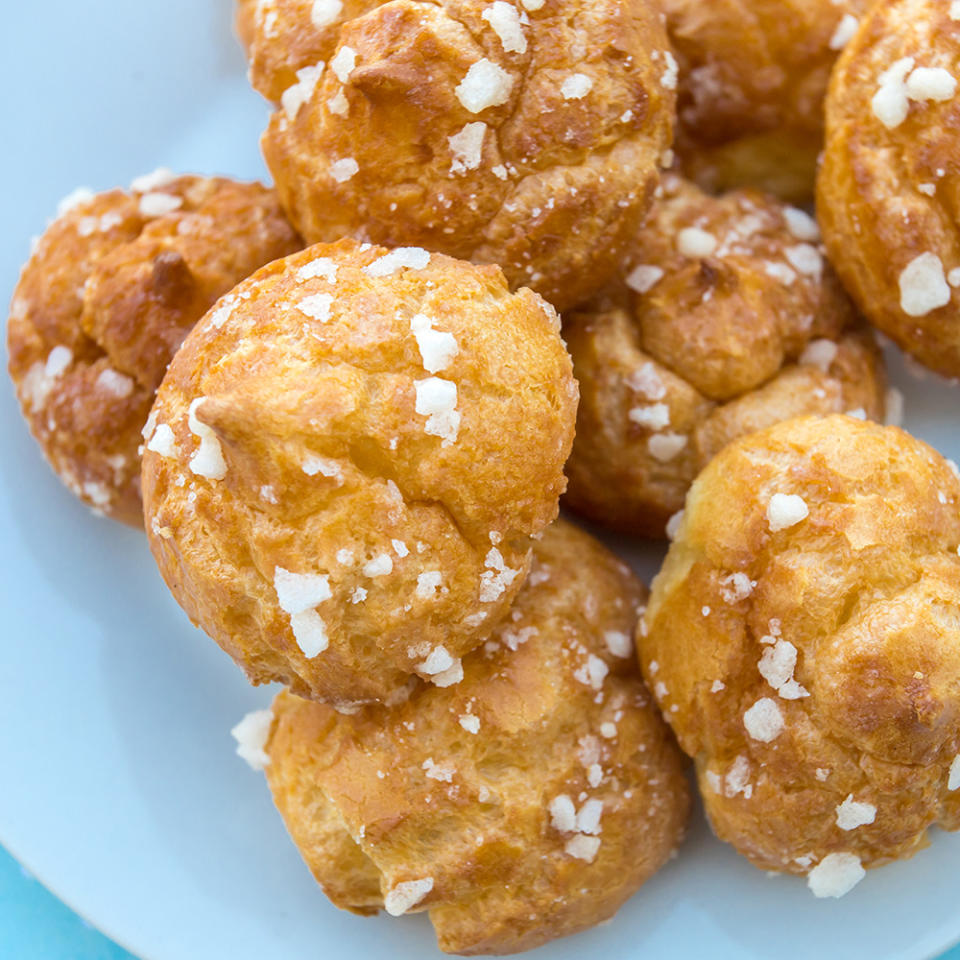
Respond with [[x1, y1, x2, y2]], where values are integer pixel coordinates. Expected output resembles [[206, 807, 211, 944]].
[[241, 0, 675, 311], [638, 415, 960, 895], [142, 239, 577, 706], [6, 173, 300, 524], [818, 0, 960, 379], [664, 0, 870, 201], [563, 176, 886, 538], [259, 520, 690, 955]]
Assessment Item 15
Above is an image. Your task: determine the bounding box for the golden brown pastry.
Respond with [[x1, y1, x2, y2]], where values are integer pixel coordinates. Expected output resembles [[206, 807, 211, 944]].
[[664, 0, 871, 202], [6, 173, 300, 525], [247, 520, 689, 954], [142, 238, 577, 707], [563, 176, 886, 538], [818, 0, 960, 379], [240, 0, 676, 311], [638, 415, 960, 898]]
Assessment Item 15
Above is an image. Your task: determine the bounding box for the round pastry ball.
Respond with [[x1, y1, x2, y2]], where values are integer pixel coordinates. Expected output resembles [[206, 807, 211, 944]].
[[6, 173, 300, 525], [243, 0, 676, 311], [818, 0, 960, 379], [563, 175, 887, 539], [638, 415, 960, 897], [142, 239, 578, 706], [664, 0, 870, 201], [253, 520, 690, 955]]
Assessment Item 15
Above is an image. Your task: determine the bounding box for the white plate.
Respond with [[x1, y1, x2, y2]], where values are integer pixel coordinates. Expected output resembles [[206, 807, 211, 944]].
[[1, 4, 959, 959]]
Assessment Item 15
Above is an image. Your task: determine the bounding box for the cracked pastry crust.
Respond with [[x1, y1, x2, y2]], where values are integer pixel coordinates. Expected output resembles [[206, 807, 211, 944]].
[[6, 174, 300, 525], [817, 0, 960, 379], [263, 520, 690, 955], [239, 0, 675, 311], [563, 176, 886, 539], [664, 0, 871, 202], [141, 238, 577, 706], [637, 415, 960, 891]]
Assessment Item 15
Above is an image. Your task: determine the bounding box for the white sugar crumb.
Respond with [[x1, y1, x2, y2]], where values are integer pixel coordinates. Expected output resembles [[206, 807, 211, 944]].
[[448, 122, 487, 174], [846, 407, 867, 420], [260, 485, 278, 504], [677, 226, 717, 258], [665, 509, 685, 541], [384, 878, 433, 917], [230, 709, 273, 771], [364, 247, 431, 277], [131, 168, 176, 193], [565, 834, 601, 862], [604, 630, 632, 658], [626, 264, 664, 293], [274, 567, 332, 614], [800, 338, 838, 372], [392, 539, 409, 557], [479, 547, 520, 602], [784, 207, 820, 241], [521, 0, 544, 8], [628, 362, 667, 401], [139, 192, 182, 218], [336, 549, 354, 565], [146, 423, 179, 458], [661, 50, 678, 90], [482, 2, 527, 54], [422, 757, 455, 782], [711, 680, 725, 693], [759, 639, 809, 700], [330, 158, 359, 183], [419, 645, 455, 676], [282, 62, 325, 121], [96, 368, 134, 398], [872, 57, 914, 128], [948, 754, 960, 791], [429, 658, 464, 687], [807, 853, 865, 899], [724, 756, 751, 797], [187, 398, 227, 480], [459, 714, 481, 734], [948, 267, 960, 287], [648, 432, 687, 462], [561, 73, 593, 100], [549, 794, 577, 832], [905, 66, 957, 102], [719, 572, 755, 604], [629, 403, 670, 430], [899, 253, 951, 316], [297, 293, 334, 321], [350, 586, 367, 604], [600, 721, 617, 739], [576, 798, 603, 835], [83, 481, 112, 508], [208, 295, 236, 329], [743, 697, 785, 742], [829, 13, 858, 50], [302, 455, 342, 480], [297, 257, 338, 283], [836, 795, 877, 831], [456, 59, 514, 113], [57, 186, 95, 217], [330, 46, 356, 83], [411, 314, 459, 373], [363, 553, 393, 577], [290, 609, 329, 657], [328, 89, 349, 115], [416, 571, 443, 599], [575, 654, 609, 691], [311, 0, 343, 26], [765, 261, 797, 285], [414, 377, 461, 444], [767, 493, 809, 532], [785, 244, 823, 278]]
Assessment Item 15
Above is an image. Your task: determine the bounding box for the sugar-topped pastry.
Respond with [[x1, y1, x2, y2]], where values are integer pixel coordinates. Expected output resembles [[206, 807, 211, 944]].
[[6, 173, 300, 524], [663, 0, 871, 201], [238, 0, 676, 311], [638, 415, 960, 896], [563, 175, 887, 538], [818, 0, 960, 379], [254, 520, 689, 954], [142, 239, 577, 706]]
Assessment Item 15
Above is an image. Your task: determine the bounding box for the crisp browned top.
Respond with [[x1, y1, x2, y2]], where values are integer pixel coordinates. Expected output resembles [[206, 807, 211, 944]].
[[142, 238, 578, 706], [640, 415, 960, 876]]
